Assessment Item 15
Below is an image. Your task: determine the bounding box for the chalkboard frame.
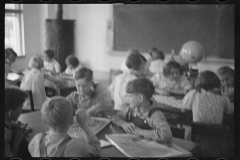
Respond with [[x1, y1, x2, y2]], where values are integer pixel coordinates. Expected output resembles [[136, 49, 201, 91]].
[[107, 4, 234, 64]]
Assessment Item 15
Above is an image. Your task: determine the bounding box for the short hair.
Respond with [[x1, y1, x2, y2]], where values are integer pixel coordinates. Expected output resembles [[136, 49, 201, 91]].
[[195, 71, 221, 91], [44, 50, 55, 59], [149, 47, 165, 60], [126, 53, 147, 71], [65, 55, 79, 68], [126, 78, 155, 100], [5, 86, 28, 111], [5, 48, 17, 58], [163, 61, 182, 77], [75, 67, 93, 81], [218, 66, 234, 78], [28, 55, 44, 69], [41, 96, 73, 132]]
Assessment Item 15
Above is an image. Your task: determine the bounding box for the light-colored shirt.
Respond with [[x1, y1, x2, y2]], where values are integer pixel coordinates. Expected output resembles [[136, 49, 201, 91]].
[[65, 64, 82, 77], [43, 59, 61, 74], [109, 73, 137, 110], [149, 59, 165, 74], [151, 73, 192, 91], [112, 102, 172, 143], [182, 89, 234, 124], [28, 131, 100, 157]]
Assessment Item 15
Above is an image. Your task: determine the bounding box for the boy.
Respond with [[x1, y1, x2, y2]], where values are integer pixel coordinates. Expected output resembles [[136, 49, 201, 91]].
[[109, 53, 149, 110], [28, 97, 100, 157], [217, 66, 234, 102], [112, 78, 172, 144]]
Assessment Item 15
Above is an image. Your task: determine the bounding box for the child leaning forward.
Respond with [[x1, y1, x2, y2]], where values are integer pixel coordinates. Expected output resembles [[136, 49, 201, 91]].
[[112, 78, 172, 144]]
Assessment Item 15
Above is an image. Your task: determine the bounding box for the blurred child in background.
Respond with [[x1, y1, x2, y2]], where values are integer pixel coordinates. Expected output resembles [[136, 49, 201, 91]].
[[148, 47, 166, 74]]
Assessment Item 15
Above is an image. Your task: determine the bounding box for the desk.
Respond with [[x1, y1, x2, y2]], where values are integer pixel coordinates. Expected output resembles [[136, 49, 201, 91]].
[[19, 111, 199, 157]]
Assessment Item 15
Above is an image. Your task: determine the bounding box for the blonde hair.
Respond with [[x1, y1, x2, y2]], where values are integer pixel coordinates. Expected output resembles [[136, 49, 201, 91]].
[[41, 96, 73, 132], [28, 56, 43, 69]]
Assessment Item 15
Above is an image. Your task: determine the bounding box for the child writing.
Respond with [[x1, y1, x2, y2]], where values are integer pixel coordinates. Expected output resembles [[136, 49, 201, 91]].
[[148, 47, 166, 74], [66, 67, 114, 117], [151, 61, 192, 96], [217, 66, 234, 102], [182, 71, 234, 124], [109, 53, 150, 110], [5, 87, 31, 157], [28, 96, 100, 157], [20, 55, 55, 108], [112, 78, 172, 144]]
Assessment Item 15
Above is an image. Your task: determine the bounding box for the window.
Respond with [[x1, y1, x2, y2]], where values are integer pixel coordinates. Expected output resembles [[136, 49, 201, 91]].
[[5, 4, 25, 56]]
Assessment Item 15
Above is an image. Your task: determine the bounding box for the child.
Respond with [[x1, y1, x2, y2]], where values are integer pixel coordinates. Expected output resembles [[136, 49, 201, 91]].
[[5, 87, 30, 157], [5, 48, 18, 76], [182, 71, 233, 124], [20, 56, 54, 108], [109, 53, 149, 110], [28, 97, 100, 157], [151, 61, 192, 96], [63, 55, 83, 79], [112, 78, 172, 144], [43, 50, 61, 75], [66, 68, 114, 117], [217, 66, 234, 102], [120, 49, 141, 73], [148, 47, 166, 74]]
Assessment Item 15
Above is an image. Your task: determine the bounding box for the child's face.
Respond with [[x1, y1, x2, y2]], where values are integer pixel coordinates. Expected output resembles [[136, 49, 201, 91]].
[[128, 93, 141, 108], [168, 68, 181, 81], [219, 74, 234, 88], [6, 53, 16, 64], [9, 105, 23, 121], [75, 78, 93, 96]]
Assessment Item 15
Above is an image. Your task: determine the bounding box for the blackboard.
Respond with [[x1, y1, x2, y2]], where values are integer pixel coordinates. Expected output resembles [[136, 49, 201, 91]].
[[113, 5, 234, 59]]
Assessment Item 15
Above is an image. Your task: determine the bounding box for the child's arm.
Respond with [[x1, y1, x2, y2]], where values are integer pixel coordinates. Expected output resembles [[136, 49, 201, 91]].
[[132, 111, 172, 143], [164, 88, 186, 95], [44, 73, 60, 83]]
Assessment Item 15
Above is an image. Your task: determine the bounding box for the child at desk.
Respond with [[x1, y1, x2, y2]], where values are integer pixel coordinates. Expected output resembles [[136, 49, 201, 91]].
[[151, 61, 192, 96], [20, 56, 56, 108], [28, 97, 100, 157], [5, 48, 18, 75], [109, 53, 150, 110], [148, 47, 165, 74], [5, 87, 31, 157], [112, 78, 172, 144], [182, 71, 233, 124], [62, 55, 83, 79], [217, 66, 234, 102]]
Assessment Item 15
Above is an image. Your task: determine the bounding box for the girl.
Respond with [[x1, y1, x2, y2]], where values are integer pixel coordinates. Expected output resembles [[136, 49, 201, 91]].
[[66, 67, 114, 117], [182, 71, 233, 124], [5, 87, 30, 157], [148, 47, 166, 74], [151, 61, 192, 96], [20, 55, 55, 109]]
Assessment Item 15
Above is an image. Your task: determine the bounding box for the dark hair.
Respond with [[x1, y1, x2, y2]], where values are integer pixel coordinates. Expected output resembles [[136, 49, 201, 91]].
[[149, 47, 165, 60], [75, 67, 93, 81], [163, 61, 182, 77], [5, 87, 28, 111], [65, 55, 79, 68], [126, 53, 147, 71], [126, 78, 155, 100], [44, 50, 55, 59], [218, 66, 234, 78], [129, 49, 140, 55], [5, 48, 17, 58], [195, 71, 221, 92]]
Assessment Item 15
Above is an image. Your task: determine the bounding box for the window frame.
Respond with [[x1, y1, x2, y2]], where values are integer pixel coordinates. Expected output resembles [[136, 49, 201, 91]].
[[5, 4, 25, 57]]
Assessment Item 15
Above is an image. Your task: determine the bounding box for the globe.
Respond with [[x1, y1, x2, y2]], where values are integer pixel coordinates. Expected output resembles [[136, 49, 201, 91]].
[[179, 41, 205, 63]]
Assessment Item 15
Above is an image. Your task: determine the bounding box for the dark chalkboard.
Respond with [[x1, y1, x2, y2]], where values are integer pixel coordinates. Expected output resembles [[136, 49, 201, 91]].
[[113, 5, 234, 59]]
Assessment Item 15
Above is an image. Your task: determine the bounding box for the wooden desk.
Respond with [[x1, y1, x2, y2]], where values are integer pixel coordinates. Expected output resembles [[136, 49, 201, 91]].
[[19, 111, 199, 157]]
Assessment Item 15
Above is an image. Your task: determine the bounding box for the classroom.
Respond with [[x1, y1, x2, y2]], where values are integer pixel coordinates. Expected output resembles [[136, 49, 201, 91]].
[[5, 4, 235, 158]]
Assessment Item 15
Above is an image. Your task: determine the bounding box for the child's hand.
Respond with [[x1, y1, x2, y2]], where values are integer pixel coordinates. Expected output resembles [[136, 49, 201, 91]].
[[75, 109, 88, 128], [121, 122, 135, 134], [131, 126, 142, 135]]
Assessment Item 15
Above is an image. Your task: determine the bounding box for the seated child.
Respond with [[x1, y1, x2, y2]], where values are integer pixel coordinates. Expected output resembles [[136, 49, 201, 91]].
[[28, 96, 100, 157], [120, 49, 141, 73], [20, 56, 55, 108], [109, 52, 150, 110], [112, 78, 172, 144], [217, 66, 234, 102], [5, 87, 30, 157], [5, 48, 18, 75], [63, 55, 83, 79], [151, 61, 192, 96], [182, 71, 233, 124], [66, 67, 114, 117], [148, 47, 166, 74]]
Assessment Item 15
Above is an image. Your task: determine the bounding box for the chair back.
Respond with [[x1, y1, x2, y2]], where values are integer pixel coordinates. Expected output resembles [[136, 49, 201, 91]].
[[26, 90, 34, 111], [191, 122, 233, 157]]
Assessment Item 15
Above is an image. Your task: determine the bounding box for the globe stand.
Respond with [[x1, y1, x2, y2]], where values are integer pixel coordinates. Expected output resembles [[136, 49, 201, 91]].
[[187, 63, 199, 88]]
